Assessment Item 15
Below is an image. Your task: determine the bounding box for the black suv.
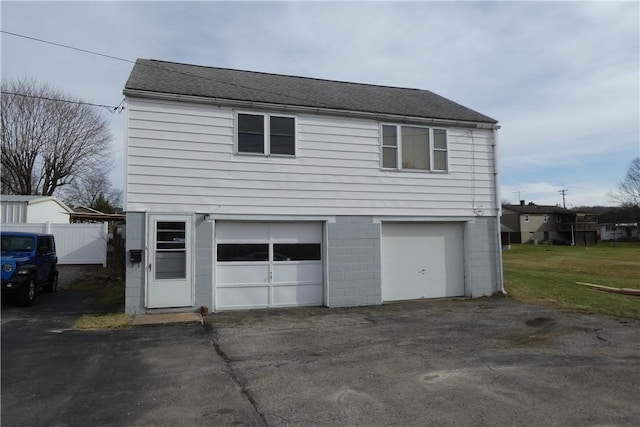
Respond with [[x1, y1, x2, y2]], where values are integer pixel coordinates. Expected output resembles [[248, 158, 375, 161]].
[[1, 232, 59, 306]]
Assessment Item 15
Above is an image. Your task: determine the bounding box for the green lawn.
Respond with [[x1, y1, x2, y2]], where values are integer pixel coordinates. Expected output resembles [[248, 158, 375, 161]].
[[502, 243, 640, 319]]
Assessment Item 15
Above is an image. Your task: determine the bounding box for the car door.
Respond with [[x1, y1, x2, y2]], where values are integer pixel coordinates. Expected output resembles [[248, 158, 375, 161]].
[[36, 237, 53, 283]]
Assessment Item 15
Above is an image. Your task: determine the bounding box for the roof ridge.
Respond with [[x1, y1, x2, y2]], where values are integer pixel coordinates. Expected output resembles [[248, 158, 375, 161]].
[[143, 58, 436, 94]]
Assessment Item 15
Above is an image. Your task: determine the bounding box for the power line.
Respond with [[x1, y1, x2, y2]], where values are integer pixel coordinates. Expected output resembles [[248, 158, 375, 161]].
[[2, 91, 125, 114], [1, 30, 336, 109], [1, 30, 134, 65]]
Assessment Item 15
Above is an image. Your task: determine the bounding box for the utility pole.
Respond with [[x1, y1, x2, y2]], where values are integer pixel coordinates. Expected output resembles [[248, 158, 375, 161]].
[[558, 189, 568, 208]]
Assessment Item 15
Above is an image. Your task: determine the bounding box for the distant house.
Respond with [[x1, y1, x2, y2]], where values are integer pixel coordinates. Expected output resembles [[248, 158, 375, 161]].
[[597, 206, 640, 241], [69, 205, 125, 240], [70, 205, 125, 226], [502, 201, 598, 245], [122, 59, 503, 315], [1, 195, 72, 224]]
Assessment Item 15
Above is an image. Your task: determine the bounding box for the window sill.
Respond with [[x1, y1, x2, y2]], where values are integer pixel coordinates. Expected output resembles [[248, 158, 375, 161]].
[[380, 168, 449, 174], [234, 153, 297, 160]]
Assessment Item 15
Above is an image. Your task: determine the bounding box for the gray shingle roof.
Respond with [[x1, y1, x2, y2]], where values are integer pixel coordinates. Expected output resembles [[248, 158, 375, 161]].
[[503, 204, 576, 215], [124, 59, 498, 124]]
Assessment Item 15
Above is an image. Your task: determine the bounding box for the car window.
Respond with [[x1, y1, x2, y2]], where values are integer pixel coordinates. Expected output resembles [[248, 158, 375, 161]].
[[1, 236, 35, 252]]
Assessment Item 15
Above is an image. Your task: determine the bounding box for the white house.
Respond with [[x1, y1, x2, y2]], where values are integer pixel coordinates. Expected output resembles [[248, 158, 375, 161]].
[[123, 59, 503, 315], [1, 195, 72, 224]]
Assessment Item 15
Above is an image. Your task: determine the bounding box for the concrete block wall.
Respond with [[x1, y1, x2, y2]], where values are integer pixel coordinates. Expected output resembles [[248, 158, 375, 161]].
[[327, 216, 382, 307], [125, 212, 145, 314], [194, 216, 213, 311], [467, 217, 501, 297]]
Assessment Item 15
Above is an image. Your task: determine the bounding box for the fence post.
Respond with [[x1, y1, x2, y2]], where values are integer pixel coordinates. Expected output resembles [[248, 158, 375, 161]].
[[103, 222, 108, 268]]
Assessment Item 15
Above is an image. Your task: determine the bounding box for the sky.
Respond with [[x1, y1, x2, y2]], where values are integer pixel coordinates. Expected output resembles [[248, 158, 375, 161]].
[[2, 1, 639, 208]]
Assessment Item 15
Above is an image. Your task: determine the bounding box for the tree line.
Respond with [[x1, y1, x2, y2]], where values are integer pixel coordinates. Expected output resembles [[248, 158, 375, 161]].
[[1, 79, 121, 212]]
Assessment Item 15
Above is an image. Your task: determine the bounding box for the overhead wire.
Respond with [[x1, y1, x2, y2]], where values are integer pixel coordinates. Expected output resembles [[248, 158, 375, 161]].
[[1, 30, 337, 109], [1, 91, 125, 114]]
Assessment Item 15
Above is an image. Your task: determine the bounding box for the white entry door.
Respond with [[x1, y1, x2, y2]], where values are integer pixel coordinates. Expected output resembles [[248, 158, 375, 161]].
[[147, 215, 193, 308], [382, 222, 465, 301], [215, 222, 323, 310]]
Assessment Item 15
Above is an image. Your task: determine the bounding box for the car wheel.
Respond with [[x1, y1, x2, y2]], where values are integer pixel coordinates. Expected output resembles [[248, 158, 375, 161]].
[[20, 275, 36, 307], [44, 270, 58, 293]]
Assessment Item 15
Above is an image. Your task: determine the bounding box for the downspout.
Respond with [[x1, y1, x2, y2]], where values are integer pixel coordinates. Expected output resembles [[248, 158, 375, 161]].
[[492, 127, 506, 294]]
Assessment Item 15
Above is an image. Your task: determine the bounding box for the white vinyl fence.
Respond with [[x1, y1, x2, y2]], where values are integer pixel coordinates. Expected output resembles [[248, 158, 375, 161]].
[[1, 222, 108, 266]]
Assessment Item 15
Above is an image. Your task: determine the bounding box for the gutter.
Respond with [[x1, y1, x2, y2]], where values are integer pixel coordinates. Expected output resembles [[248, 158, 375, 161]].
[[493, 127, 506, 294], [123, 89, 501, 130]]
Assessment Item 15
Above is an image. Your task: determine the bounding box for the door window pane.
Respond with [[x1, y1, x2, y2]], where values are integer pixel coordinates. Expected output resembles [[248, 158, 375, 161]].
[[155, 251, 186, 279], [155, 221, 187, 280], [217, 244, 269, 261], [401, 126, 429, 170], [238, 114, 264, 153], [273, 243, 321, 261], [270, 116, 295, 155], [156, 222, 186, 250]]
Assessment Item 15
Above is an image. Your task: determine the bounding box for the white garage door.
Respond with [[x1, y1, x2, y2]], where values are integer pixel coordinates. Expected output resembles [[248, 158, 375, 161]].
[[382, 222, 465, 301], [215, 222, 323, 310]]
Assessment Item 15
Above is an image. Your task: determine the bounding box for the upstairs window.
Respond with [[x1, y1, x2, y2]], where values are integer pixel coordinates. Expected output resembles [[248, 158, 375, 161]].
[[236, 113, 295, 156], [381, 124, 447, 172]]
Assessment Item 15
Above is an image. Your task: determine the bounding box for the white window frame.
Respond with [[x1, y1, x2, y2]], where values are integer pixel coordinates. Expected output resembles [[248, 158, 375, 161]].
[[543, 214, 549, 223], [380, 123, 448, 172], [524, 214, 530, 223], [235, 111, 297, 157]]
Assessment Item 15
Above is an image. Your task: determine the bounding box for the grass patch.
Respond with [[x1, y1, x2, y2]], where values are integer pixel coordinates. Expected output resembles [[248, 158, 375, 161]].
[[503, 243, 640, 319], [74, 313, 131, 330], [72, 275, 124, 312]]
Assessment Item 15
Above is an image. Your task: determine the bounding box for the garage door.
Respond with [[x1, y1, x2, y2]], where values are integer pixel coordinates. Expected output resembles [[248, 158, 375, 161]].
[[215, 222, 323, 310], [381, 222, 465, 301]]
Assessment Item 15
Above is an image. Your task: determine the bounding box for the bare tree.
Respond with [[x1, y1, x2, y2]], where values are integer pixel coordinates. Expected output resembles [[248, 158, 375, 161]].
[[63, 170, 122, 212], [612, 157, 640, 207], [1, 79, 113, 196]]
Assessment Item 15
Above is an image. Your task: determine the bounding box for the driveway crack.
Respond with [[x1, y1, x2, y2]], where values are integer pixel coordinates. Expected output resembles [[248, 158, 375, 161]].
[[206, 324, 268, 426]]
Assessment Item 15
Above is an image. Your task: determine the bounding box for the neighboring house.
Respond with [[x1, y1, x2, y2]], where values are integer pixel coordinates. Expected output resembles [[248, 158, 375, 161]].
[[123, 59, 503, 315], [502, 201, 598, 245], [1, 195, 72, 224], [597, 206, 640, 241], [70, 205, 125, 228], [600, 223, 639, 241]]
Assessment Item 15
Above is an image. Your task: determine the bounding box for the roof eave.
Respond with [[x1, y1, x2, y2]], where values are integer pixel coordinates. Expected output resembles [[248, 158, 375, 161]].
[[123, 88, 500, 129]]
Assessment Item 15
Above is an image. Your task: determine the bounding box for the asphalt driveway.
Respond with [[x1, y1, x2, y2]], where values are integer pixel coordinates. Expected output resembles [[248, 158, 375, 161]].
[[2, 274, 639, 426]]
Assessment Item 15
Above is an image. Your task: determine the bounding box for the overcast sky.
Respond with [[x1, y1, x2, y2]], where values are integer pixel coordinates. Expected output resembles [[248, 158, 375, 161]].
[[2, 1, 639, 207]]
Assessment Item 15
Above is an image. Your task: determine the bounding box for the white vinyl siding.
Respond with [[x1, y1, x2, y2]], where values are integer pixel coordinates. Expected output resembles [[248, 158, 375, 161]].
[[126, 97, 497, 217]]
